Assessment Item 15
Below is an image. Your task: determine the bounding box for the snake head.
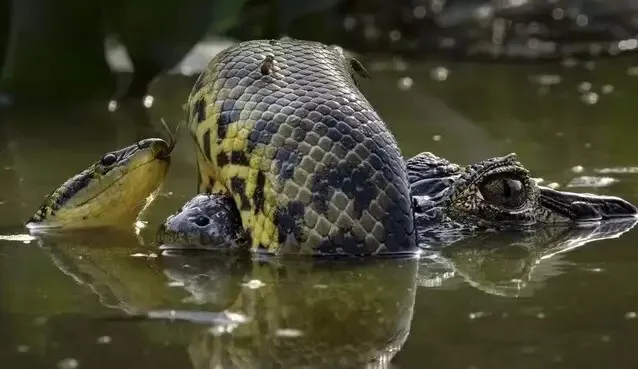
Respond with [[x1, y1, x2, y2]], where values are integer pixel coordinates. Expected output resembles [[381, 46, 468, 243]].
[[27, 138, 173, 230]]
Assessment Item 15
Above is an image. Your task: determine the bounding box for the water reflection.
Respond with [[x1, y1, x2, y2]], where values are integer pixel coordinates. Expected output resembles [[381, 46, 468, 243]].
[[33, 230, 419, 368], [16, 215, 631, 368], [161, 254, 417, 369], [419, 217, 638, 298]]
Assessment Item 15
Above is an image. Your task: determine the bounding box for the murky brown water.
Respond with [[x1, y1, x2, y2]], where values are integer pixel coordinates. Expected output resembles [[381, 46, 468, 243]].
[[2, 46, 638, 369]]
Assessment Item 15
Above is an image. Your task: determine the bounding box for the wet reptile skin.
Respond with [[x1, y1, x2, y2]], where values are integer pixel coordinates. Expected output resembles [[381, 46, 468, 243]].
[[185, 38, 417, 255]]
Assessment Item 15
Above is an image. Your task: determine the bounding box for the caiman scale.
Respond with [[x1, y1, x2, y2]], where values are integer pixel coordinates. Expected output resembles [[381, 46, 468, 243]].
[[27, 38, 638, 255]]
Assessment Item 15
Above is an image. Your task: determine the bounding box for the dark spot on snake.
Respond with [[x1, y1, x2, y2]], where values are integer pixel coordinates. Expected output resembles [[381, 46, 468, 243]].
[[247, 131, 260, 152], [243, 228, 252, 245], [336, 230, 367, 254], [253, 171, 266, 214], [341, 135, 356, 150], [274, 150, 299, 180], [280, 163, 294, 180], [255, 119, 266, 131], [276, 148, 292, 162], [266, 121, 278, 134], [324, 116, 339, 128], [222, 99, 235, 111], [317, 229, 368, 255], [316, 238, 336, 254], [195, 98, 206, 122], [326, 128, 341, 142], [310, 170, 334, 214], [230, 177, 251, 210], [54, 173, 93, 209], [218, 123, 228, 140], [216, 152, 229, 167], [203, 176, 215, 194], [289, 201, 304, 217], [274, 201, 306, 244], [202, 129, 212, 161], [382, 203, 415, 252], [310, 161, 377, 219], [218, 110, 239, 130], [230, 151, 249, 166], [341, 178, 354, 194]]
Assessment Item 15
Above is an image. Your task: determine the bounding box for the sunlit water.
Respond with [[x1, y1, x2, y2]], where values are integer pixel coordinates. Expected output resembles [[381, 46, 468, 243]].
[[2, 43, 638, 369]]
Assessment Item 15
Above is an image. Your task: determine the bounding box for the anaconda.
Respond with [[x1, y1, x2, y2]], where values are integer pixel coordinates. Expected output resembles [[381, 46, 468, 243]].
[[26, 38, 638, 255]]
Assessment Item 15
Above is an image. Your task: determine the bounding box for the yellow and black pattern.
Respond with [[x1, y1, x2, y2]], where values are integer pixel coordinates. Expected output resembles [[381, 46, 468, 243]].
[[185, 38, 417, 255]]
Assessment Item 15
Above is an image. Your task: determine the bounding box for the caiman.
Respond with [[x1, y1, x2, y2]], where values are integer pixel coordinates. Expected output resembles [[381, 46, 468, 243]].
[[26, 38, 638, 256]]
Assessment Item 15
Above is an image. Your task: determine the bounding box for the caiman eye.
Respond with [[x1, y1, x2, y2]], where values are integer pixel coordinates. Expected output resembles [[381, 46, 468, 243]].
[[100, 153, 117, 166], [479, 174, 527, 209]]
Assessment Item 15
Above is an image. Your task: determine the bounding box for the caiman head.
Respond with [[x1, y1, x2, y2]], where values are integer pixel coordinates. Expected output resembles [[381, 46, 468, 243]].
[[408, 152, 638, 237]]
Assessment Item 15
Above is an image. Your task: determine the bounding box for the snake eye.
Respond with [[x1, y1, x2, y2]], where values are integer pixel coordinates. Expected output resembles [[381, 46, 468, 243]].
[[479, 174, 527, 209], [100, 153, 117, 167]]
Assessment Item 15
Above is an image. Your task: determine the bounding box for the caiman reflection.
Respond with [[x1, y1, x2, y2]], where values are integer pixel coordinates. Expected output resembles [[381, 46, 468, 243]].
[[418, 217, 638, 297]]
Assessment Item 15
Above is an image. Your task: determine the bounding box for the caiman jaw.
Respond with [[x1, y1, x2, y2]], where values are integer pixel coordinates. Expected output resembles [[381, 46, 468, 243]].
[[27, 138, 174, 230], [536, 187, 638, 224]]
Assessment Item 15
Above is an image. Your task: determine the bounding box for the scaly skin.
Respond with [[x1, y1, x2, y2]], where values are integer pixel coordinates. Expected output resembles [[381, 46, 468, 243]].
[[26, 38, 638, 255], [185, 38, 416, 255]]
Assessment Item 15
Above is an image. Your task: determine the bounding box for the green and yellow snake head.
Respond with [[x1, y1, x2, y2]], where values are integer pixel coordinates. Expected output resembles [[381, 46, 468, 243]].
[[27, 138, 173, 230]]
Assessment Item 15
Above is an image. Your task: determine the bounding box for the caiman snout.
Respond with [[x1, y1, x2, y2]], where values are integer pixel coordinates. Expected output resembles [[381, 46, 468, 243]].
[[539, 187, 638, 223]]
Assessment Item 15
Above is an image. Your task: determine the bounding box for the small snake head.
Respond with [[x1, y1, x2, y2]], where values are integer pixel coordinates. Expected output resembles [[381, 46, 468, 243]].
[[27, 138, 173, 230], [157, 194, 246, 252]]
